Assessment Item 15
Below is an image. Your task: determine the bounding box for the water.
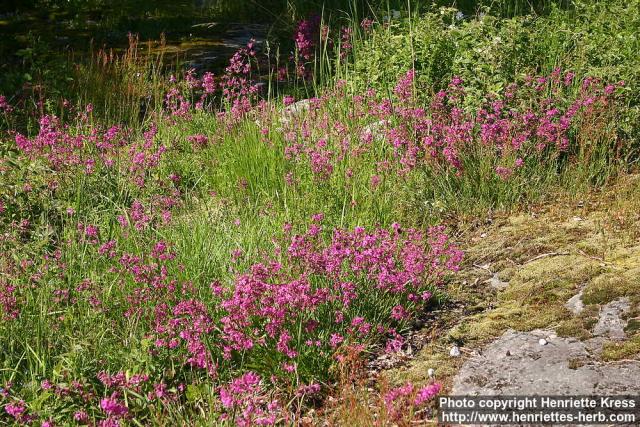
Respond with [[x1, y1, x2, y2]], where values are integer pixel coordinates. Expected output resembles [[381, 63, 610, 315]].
[[0, 1, 274, 77]]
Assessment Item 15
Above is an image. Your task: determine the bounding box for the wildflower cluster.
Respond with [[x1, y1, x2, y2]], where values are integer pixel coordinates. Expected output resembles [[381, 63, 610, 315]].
[[276, 69, 623, 188], [219, 217, 461, 371], [0, 11, 628, 424], [383, 69, 623, 178], [164, 40, 260, 121]]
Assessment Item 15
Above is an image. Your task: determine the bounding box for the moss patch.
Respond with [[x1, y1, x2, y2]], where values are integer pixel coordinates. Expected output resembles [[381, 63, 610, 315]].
[[384, 342, 464, 391], [625, 319, 640, 334], [601, 335, 640, 361], [387, 175, 640, 389], [446, 254, 602, 346], [582, 274, 631, 305], [557, 305, 600, 340]]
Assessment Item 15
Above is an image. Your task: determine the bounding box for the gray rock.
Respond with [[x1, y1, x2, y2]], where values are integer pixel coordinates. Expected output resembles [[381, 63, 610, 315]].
[[565, 289, 585, 314], [488, 273, 509, 290], [280, 99, 311, 125], [452, 329, 640, 396], [593, 298, 630, 339], [361, 120, 388, 142]]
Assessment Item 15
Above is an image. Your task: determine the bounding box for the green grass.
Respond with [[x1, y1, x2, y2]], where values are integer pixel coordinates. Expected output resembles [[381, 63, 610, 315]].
[[1, 0, 639, 424]]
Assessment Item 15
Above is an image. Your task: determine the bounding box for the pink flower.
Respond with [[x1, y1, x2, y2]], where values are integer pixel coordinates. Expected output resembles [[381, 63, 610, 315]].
[[73, 410, 89, 423], [84, 224, 99, 239], [495, 166, 513, 180], [100, 393, 128, 417], [414, 383, 441, 405], [5, 401, 26, 419], [219, 372, 281, 425], [187, 134, 209, 148], [296, 382, 321, 396], [202, 72, 216, 94], [329, 333, 344, 348], [391, 304, 408, 320], [361, 18, 374, 31], [370, 174, 381, 189], [394, 69, 415, 101], [294, 16, 320, 61], [0, 95, 13, 112]]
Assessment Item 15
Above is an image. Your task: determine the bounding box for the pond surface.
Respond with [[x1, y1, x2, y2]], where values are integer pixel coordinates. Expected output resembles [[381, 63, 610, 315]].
[[0, 0, 280, 76]]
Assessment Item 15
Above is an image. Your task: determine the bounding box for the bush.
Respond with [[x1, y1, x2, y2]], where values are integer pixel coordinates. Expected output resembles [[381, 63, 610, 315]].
[[349, 1, 639, 142]]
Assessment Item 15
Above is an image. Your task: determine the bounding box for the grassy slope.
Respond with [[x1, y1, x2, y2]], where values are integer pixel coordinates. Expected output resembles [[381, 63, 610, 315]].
[[385, 174, 640, 392], [1, 1, 640, 425]]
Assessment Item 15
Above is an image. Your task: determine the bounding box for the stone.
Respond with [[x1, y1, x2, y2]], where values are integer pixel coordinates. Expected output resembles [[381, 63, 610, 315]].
[[592, 298, 630, 339], [452, 329, 640, 396], [565, 289, 585, 314], [487, 273, 509, 290], [361, 120, 388, 142], [280, 99, 311, 124], [450, 346, 461, 357]]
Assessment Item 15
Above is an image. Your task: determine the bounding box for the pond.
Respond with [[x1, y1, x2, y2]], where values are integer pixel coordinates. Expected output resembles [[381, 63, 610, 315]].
[[0, 0, 298, 81]]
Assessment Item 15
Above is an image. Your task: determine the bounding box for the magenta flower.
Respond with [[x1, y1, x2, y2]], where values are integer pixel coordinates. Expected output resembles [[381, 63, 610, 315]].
[[73, 410, 89, 423], [100, 393, 128, 417], [329, 333, 344, 348], [4, 401, 26, 419], [414, 383, 441, 405], [0, 95, 13, 112]]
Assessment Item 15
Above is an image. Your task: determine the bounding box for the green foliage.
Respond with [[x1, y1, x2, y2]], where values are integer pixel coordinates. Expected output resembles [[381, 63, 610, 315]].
[[0, 0, 639, 424], [340, 0, 640, 216], [350, 1, 640, 110]]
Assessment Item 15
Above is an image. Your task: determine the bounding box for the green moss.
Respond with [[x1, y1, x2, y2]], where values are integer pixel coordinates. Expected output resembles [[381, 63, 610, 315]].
[[625, 319, 640, 334], [606, 247, 640, 266], [575, 239, 607, 257], [509, 255, 600, 286], [497, 266, 516, 282], [568, 358, 587, 370], [601, 335, 640, 361], [445, 240, 607, 347], [491, 260, 513, 274], [582, 273, 636, 305], [557, 305, 600, 340], [502, 278, 570, 305], [447, 302, 569, 345], [386, 344, 463, 389]]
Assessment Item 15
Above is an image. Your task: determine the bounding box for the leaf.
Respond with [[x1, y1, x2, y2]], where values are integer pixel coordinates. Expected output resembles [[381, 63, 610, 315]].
[[186, 384, 203, 402]]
